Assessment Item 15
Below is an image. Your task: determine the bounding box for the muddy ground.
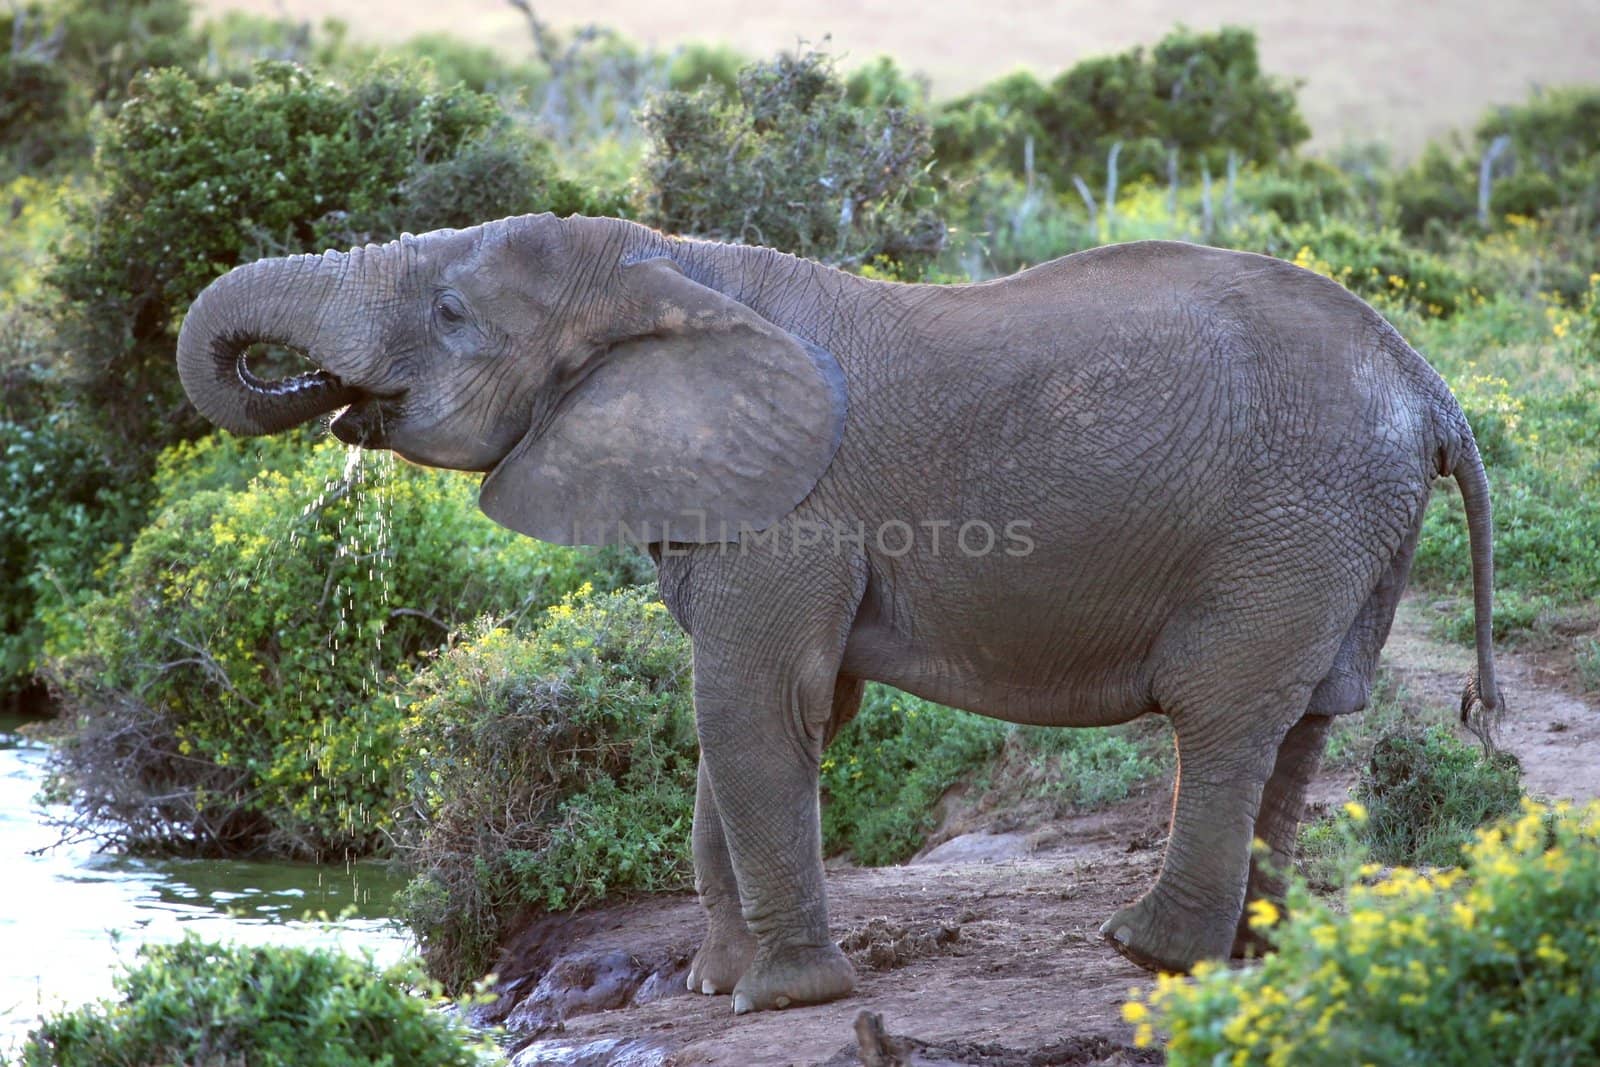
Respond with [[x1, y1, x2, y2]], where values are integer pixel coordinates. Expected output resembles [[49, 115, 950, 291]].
[[483, 597, 1600, 1066]]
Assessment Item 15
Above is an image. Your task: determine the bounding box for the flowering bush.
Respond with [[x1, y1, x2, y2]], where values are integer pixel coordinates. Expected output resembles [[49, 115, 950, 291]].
[[395, 586, 696, 991], [46, 438, 642, 857], [1129, 800, 1600, 1064]]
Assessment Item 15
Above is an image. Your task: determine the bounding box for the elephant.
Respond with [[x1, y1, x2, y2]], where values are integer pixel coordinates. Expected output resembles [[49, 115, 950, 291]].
[[176, 213, 1498, 1014]]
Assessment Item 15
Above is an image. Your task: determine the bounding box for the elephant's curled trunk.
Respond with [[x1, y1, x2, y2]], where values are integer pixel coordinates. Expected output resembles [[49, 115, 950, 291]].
[[177, 251, 362, 436]]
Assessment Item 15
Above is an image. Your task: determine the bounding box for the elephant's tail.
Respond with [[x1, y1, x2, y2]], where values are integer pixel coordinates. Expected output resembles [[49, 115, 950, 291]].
[[1439, 417, 1500, 723]]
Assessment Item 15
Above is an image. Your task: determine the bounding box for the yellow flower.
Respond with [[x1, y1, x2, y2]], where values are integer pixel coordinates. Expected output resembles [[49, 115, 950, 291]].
[[1133, 1023, 1155, 1048], [1343, 800, 1368, 823], [1122, 1000, 1149, 1023], [1247, 898, 1281, 929]]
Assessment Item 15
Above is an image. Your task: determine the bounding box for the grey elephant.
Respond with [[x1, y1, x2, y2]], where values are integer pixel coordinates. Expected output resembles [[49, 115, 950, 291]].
[[177, 214, 1498, 1013]]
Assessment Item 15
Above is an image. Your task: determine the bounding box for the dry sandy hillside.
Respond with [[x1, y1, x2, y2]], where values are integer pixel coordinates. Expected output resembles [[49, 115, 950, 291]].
[[197, 0, 1600, 155]]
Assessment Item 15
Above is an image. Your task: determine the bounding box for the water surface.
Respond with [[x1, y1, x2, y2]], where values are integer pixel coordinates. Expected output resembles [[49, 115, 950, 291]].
[[0, 714, 413, 1054]]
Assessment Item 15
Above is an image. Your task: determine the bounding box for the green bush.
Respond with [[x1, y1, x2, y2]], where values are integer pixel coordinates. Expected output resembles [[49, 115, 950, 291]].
[[821, 688, 1010, 866], [1, 398, 148, 701], [1272, 218, 1480, 316], [1478, 86, 1600, 225], [396, 587, 696, 991], [20, 933, 489, 1066], [1391, 142, 1477, 237], [1392, 87, 1600, 237], [820, 688, 1157, 865], [0, 40, 79, 174], [45, 438, 643, 858], [934, 26, 1306, 192], [48, 61, 583, 451], [1236, 159, 1359, 226], [48, 0, 201, 109], [639, 47, 945, 271], [666, 41, 744, 94], [1131, 801, 1600, 1064], [1351, 725, 1522, 867]]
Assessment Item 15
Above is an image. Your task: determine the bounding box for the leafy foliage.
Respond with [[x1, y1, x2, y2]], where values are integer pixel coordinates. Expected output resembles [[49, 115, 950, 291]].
[[20, 933, 489, 1066], [396, 587, 697, 991], [820, 687, 1157, 866], [0, 399, 148, 700], [1391, 86, 1600, 238], [0, 38, 78, 175], [639, 48, 945, 270], [1132, 801, 1600, 1064], [1352, 725, 1523, 867], [821, 689, 1010, 866], [45, 438, 644, 857], [933, 26, 1307, 191]]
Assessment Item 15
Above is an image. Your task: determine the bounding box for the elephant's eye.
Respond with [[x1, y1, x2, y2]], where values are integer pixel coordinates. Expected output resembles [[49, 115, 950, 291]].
[[434, 296, 466, 328]]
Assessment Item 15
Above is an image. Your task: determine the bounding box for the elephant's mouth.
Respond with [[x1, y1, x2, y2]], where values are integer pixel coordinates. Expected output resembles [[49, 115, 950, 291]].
[[329, 396, 397, 448]]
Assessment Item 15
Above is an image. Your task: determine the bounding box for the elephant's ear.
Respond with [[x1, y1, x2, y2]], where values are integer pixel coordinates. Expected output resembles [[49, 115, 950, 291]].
[[479, 256, 848, 546]]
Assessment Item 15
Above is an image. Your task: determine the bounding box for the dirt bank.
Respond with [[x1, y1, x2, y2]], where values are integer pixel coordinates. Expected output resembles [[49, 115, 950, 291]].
[[482, 597, 1600, 1066]]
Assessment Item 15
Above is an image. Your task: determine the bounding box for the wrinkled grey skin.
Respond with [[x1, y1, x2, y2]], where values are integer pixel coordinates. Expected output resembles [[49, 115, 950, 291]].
[[178, 214, 1498, 1013]]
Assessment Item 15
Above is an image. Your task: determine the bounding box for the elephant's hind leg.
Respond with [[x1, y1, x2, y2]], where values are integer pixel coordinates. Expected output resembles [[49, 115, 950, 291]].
[[1230, 712, 1332, 957], [1099, 690, 1307, 972], [1233, 530, 1418, 955]]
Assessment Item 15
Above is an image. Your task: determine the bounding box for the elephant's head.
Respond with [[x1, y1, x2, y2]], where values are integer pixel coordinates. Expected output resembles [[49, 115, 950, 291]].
[[177, 214, 848, 545]]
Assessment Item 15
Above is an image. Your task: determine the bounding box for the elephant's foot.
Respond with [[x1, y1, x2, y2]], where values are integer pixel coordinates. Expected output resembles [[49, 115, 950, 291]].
[[730, 942, 855, 1013], [686, 924, 757, 995], [1099, 894, 1235, 974], [1230, 919, 1273, 960], [1230, 884, 1288, 959]]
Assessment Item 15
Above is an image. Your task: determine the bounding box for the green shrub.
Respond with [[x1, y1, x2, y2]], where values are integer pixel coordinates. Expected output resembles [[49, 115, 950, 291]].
[[1131, 801, 1600, 1064], [639, 47, 945, 271], [396, 587, 696, 991], [934, 26, 1306, 192], [821, 688, 1010, 866], [666, 41, 744, 94], [1478, 86, 1600, 226], [48, 61, 581, 451], [20, 933, 489, 1066], [1392, 87, 1600, 238], [0, 39, 79, 174], [48, 0, 201, 109], [1011, 722, 1160, 811], [394, 31, 537, 94], [819, 689, 1156, 865], [844, 54, 927, 110], [1352, 725, 1522, 867], [1275, 219, 1479, 316], [1236, 159, 1359, 226], [45, 438, 642, 858], [1, 399, 148, 700], [1391, 142, 1476, 237]]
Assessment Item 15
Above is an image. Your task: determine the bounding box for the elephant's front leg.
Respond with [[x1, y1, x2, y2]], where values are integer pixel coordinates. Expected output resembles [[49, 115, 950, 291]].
[[692, 640, 856, 1014], [686, 757, 757, 995]]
